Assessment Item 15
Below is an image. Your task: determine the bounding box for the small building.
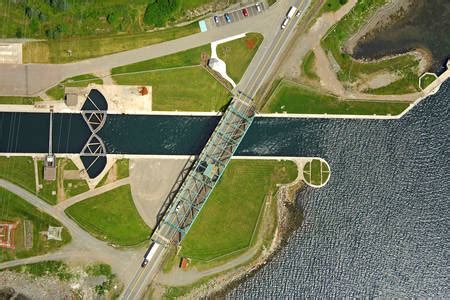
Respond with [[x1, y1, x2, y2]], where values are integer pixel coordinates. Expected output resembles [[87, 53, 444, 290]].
[[45, 226, 62, 241], [0, 221, 18, 249], [64, 87, 80, 106]]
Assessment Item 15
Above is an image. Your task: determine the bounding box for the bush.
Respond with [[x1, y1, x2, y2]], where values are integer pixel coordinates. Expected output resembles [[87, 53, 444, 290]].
[[143, 0, 180, 27]]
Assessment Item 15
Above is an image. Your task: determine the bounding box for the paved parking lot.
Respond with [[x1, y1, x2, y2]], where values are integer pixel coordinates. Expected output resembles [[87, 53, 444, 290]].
[[212, 3, 266, 27]]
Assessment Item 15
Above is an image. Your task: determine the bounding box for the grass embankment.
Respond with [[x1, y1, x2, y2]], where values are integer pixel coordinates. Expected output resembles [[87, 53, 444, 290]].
[[0, 97, 43, 105], [96, 159, 129, 188], [46, 74, 103, 100], [8, 260, 73, 280], [217, 33, 263, 83], [419, 73, 437, 90], [264, 80, 410, 115], [180, 160, 298, 262], [321, 0, 420, 94], [0, 187, 71, 262], [303, 159, 330, 186], [0, 156, 58, 205], [65, 184, 149, 246], [23, 22, 200, 64], [112, 45, 230, 112], [322, 0, 348, 12], [302, 50, 319, 80]]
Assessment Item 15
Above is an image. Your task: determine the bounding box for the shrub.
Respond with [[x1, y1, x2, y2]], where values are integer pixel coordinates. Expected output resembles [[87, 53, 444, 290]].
[[143, 0, 180, 27]]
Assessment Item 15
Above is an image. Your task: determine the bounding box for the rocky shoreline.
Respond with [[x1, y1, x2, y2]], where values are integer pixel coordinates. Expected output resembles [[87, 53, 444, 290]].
[[183, 179, 306, 299]]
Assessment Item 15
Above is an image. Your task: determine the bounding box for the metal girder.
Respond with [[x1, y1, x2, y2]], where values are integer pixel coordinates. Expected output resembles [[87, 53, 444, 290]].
[[151, 96, 256, 245]]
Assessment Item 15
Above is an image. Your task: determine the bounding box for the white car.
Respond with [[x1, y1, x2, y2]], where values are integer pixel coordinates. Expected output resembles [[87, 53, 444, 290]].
[[281, 18, 289, 29], [256, 2, 262, 13]]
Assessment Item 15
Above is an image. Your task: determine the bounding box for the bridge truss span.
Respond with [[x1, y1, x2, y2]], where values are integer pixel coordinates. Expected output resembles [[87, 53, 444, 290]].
[[152, 96, 256, 245]]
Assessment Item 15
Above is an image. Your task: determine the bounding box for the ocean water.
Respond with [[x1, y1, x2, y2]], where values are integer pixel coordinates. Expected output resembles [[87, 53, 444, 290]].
[[353, 0, 450, 74], [227, 83, 449, 298]]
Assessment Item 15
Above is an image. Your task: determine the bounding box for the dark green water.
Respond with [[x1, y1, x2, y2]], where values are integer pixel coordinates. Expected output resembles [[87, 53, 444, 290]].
[[353, 0, 450, 74]]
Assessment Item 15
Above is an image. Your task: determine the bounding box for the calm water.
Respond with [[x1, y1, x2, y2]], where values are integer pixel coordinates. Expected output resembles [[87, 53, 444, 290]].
[[353, 0, 450, 74], [227, 83, 449, 298], [0, 80, 448, 297]]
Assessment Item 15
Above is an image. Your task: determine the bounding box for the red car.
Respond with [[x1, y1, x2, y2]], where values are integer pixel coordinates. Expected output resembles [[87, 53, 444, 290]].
[[242, 8, 249, 17]]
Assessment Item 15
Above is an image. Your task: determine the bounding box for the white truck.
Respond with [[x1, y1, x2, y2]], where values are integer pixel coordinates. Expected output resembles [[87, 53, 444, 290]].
[[141, 242, 160, 267], [281, 6, 298, 29]]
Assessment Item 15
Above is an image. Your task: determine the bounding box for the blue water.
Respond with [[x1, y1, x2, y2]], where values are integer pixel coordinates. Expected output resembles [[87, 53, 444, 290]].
[[0, 78, 448, 297], [227, 82, 449, 298]]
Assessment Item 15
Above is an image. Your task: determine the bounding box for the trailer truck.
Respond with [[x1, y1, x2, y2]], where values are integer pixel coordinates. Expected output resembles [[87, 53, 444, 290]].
[[141, 242, 160, 267], [281, 6, 298, 29]]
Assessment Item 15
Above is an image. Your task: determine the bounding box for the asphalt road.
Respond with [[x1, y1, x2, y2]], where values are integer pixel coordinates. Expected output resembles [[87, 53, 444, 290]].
[[120, 1, 311, 298], [0, 1, 295, 97]]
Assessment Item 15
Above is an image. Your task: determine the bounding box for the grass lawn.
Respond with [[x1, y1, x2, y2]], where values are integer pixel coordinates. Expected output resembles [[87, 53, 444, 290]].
[[0, 156, 36, 195], [303, 159, 330, 186], [0, 187, 71, 262], [364, 75, 419, 95], [420, 73, 437, 90], [37, 160, 57, 205], [116, 67, 230, 111], [46, 74, 103, 100], [23, 22, 200, 64], [322, 0, 348, 12], [65, 184, 150, 246], [217, 33, 263, 83], [321, 0, 420, 91], [180, 160, 298, 261], [264, 81, 410, 115], [96, 159, 129, 188], [112, 44, 231, 111], [302, 50, 319, 80], [0, 97, 43, 105]]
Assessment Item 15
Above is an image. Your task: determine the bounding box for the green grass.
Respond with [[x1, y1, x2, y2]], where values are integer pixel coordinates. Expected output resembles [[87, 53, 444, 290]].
[[65, 185, 150, 246], [217, 33, 263, 83], [302, 51, 319, 80], [0, 97, 43, 105], [264, 81, 410, 115], [23, 22, 200, 64], [46, 74, 103, 100], [114, 67, 230, 111], [112, 44, 231, 111], [420, 73, 437, 89], [63, 180, 89, 199], [8, 261, 73, 280], [180, 160, 297, 261], [0, 157, 36, 195], [364, 75, 419, 95], [0, 187, 71, 262], [322, 0, 348, 12], [116, 159, 130, 179], [112, 45, 210, 74], [37, 160, 57, 205], [86, 263, 116, 295], [303, 159, 330, 186], [321, 0, 420, 91]]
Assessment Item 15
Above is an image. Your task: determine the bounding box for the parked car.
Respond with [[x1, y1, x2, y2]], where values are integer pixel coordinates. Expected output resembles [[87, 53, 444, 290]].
[[213, 15, 220, 23], [256, 2, 262, 12], [224, 13, 231, 23], [242, 8, 249, 17]]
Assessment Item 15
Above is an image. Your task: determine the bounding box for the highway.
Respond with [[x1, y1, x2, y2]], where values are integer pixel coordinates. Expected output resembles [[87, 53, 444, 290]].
[[120, 0, 311, 298]]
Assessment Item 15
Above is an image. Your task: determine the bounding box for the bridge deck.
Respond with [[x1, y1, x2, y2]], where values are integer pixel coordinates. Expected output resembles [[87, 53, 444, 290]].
[[152, 95, 255, 245]]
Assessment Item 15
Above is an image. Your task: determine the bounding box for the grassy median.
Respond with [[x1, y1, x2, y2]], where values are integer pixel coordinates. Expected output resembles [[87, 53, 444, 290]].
[[180, 160, 298, 261], [264, 80, 410, 115], [0, 187, 71, 262], [65, 184, 150, 246]]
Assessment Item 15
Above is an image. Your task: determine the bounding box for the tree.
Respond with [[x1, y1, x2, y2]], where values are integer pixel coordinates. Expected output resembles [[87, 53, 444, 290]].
[[143, 0, 180, 27]]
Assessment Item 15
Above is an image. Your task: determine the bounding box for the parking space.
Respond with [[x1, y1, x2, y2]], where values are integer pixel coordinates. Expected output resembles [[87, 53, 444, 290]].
[[212, 2, 266, 27]]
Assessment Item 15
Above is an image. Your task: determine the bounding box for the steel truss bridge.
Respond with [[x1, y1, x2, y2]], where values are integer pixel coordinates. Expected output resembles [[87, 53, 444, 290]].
[[151, 95, 256, 245]]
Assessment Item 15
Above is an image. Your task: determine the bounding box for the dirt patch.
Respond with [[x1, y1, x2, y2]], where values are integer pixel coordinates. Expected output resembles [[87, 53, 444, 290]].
[[357, 71, 401, 91], [245, 38, 256, 50]]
